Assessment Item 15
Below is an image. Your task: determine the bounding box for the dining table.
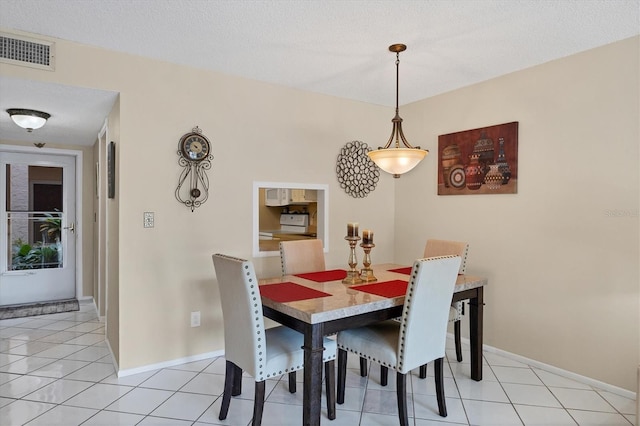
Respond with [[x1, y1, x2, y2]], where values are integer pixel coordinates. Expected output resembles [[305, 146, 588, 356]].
[[259, 263, 488, 426]]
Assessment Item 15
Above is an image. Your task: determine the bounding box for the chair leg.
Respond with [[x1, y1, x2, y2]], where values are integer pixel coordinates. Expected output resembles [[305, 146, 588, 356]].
[[232, 363, 242, 396], [288, 371, 296, 393], [359, 356, 368, 376], [454, 320, 463, 362], [434, 357, 448, 417], [419, 364, 427, 379], [252, 380, 266, 426], [219, 360, 235, 420], [325, 360, 336, 420], [396, 372, 409, 426], [380, 365, 388, 386], [337, 349, 347, 404]]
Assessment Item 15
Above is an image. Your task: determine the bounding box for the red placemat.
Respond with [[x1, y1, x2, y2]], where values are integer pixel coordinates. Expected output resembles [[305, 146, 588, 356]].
[[294, 269, 348, 282], [260, 282, 332, 303], [388, 266, 411, 275], [352, 280, 408, 298]]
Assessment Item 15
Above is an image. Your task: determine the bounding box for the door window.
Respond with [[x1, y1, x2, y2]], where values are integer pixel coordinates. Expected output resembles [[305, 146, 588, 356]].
[[6, 165, 64, 270]]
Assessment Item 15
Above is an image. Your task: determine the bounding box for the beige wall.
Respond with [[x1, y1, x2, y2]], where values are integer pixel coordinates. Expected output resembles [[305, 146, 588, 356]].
[[396, 36, 639, 392], [111, 57, 396, 370], [0, 33, 396, 370], [1, 30, 636, 392]]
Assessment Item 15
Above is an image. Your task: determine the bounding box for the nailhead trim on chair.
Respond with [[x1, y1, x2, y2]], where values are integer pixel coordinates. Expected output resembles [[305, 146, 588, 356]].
[[236, 261, 266, 379], [261, 349, 334, 378], [460, 244, 469, 273], [397, 262, 420, 368], [280, 244, 286, 276], [334, 348, 395, 370]]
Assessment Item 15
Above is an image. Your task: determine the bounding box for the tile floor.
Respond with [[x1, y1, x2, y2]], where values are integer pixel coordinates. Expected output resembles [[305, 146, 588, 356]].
[[0, 301, 636, 425]]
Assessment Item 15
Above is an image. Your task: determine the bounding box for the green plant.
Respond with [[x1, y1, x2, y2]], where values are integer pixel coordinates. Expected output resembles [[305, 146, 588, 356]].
[[40, 210, 62, 242], [12, 242, 36, 270], [39, 245, 59, 267], [11, 240, 60, 270]]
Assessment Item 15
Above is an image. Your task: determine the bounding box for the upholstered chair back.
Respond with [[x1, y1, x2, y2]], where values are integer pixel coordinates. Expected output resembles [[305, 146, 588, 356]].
[[279, 239, 326, 276], [423, 239, 469, 274], [397, 255, 461, 373], [212, 253, 264, 378]]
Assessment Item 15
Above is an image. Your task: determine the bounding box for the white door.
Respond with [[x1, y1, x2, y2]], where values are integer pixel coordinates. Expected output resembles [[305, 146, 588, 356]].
[[0, 151, 76, 305]]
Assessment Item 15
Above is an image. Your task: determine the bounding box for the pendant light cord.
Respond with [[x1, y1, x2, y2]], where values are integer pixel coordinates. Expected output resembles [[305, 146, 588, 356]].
[[395, 52, 400, 116]]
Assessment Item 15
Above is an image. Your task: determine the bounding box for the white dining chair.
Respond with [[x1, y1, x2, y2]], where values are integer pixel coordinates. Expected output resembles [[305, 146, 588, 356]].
[[279, 239, 332, 391], [279, 239, 326, 275], [212, 253, 337, 426], [377, 239, 470, 383], [424, 239, 469, 362], [336, 255, 461, 425]]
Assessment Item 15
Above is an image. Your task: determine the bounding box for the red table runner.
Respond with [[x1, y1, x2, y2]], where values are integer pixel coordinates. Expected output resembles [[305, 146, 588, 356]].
[[294, 269, 348, 282], [260, 282, 332, 303], [388, 266, 412, 275], [352, 280, 408, 298]]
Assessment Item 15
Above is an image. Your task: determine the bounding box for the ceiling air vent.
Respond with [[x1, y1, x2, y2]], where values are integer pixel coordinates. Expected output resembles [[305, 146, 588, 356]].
[[0, 32, 55, 71]]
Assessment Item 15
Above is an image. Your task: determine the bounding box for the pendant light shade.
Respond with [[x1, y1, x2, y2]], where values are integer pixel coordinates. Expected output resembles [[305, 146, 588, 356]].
[[368, 147, 426, 176], [367, 44, 428, 178], [6, 108, 50, 132]]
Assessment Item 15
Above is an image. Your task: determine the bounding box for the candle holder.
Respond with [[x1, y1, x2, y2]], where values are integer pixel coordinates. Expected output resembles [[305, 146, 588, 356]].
[[343, 236, 364, 284], [359, 243, 378, 282]]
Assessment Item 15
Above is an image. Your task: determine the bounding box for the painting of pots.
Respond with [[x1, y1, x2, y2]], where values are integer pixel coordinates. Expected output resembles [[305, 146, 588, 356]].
[[437, 121, 518, 195]]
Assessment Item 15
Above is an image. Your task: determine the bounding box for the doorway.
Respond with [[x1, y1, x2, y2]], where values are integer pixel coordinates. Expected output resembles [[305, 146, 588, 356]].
[[0, 149, 78, 306]]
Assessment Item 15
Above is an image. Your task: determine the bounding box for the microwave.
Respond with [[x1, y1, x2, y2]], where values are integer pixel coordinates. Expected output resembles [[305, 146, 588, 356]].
[[265, 188, 290, 206], [264, 188, 317, 206]]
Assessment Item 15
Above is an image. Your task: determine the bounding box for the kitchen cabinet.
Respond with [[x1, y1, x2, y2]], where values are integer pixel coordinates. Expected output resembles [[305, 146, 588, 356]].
[[265, 188, 317, 206], [290, 189, 317, 203]]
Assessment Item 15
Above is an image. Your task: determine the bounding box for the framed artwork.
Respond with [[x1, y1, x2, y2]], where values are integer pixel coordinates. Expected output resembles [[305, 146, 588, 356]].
[[107, 141, 115, 199], [438, 121, 518, 195]]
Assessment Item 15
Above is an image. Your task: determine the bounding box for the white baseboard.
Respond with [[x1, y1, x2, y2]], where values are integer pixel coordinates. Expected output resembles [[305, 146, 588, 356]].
[[450, 333, 636, 400], [117, 350, 225, 378]]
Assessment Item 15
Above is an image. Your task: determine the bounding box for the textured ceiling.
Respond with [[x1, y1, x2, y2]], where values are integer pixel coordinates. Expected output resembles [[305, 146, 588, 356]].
[[0, 0, 638, 146]]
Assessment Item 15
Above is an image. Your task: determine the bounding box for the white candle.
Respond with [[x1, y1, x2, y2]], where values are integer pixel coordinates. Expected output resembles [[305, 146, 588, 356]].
[[347, 222, 359, 237], [363, 230, 373, 244]]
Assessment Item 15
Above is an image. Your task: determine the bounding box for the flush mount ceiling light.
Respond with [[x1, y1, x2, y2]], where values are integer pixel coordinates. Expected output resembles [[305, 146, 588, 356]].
[[368, 44, 428, 178], [6, 108, 51, 132]]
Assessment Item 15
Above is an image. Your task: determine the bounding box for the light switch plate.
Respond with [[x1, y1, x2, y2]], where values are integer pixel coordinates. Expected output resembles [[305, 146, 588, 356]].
[[143, 212, 154, 228], [191, 311, 201, 327]]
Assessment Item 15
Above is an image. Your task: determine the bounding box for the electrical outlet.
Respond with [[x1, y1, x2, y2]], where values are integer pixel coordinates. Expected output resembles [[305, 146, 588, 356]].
[[143, 212, 154, 228], [190, 311, 201, 327]]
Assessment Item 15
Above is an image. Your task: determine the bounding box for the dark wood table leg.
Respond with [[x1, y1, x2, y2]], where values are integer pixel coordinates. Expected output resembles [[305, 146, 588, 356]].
[[231, 364, 242, 396], [469, 287, 484, 381], [302, 323, 324, 426], [325, 360, 336, 420]]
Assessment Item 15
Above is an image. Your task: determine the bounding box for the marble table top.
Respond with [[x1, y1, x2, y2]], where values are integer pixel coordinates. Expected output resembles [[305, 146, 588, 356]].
[[259, 263, 487, 324]]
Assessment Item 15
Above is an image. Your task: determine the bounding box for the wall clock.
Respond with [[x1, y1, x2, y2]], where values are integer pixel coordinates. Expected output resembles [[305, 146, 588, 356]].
[[175, 126, 213, 211], [336, 140, 380, 198]]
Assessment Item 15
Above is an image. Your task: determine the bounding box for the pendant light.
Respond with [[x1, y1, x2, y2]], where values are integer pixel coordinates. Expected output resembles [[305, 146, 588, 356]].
[[6, 108, 50, 132], [368, 44, 428, 178]]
